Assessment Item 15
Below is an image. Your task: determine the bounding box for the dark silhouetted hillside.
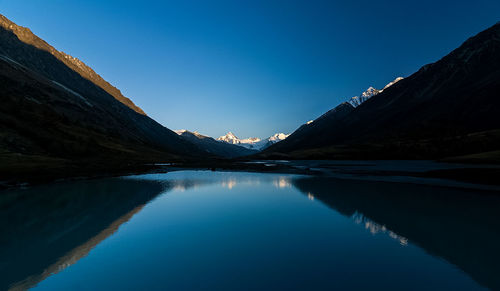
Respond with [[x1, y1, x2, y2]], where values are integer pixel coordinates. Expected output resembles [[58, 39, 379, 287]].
[[262, 22, 500, 161]]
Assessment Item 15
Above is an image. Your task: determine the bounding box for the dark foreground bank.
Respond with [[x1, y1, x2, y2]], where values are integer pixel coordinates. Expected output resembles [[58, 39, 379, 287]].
[[3, 158, 500, 192]]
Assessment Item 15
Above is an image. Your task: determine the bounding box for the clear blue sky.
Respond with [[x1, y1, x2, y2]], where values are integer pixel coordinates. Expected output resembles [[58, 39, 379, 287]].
[[1, 0, 499, 138]]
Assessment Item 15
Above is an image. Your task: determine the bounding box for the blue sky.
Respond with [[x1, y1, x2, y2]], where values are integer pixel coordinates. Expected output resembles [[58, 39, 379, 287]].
[[1, 0, 499, 138]]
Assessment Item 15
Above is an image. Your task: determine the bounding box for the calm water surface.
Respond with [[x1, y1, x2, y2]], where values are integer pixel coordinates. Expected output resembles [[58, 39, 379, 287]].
[[1, 170, 499, 290]]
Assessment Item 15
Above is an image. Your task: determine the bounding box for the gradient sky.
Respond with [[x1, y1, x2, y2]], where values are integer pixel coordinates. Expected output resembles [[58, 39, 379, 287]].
[[1, 0, 499, 138]]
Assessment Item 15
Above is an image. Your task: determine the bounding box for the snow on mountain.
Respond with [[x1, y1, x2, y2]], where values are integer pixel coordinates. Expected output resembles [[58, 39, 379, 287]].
[[174, 129, 258, 157], [174, 129, 188, 135], [268, 133, 290, 142], [348, 87, 380, 107], [348, 77, 403, 108], [383, 77, 404, 90], [217, 132, 247, 144], [217, 132, 290, 150], [175, 79, 403, 152], [296, 77, 404, 130]]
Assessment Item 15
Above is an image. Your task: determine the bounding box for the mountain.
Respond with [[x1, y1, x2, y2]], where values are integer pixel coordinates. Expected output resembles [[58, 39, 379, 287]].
[[268, 133, 290, 144], [217, 132, 290, 151], [266, 102, 355, 155], [348, 77, 403, 107], [262, 22, 500, 161], [265, 78, 402, 155], [261, 133, 291, 150], [0, 14, 208, 181], [0, 15, 145, 115], [175, 130, 257, 158], [348, 87, 380, 107], [382, 77, 404, 90]]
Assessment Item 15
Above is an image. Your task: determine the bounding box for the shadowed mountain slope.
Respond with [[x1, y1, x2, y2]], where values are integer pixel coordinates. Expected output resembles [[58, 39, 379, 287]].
[[0, 15, 144, 115], [268, 102, 355, 154], [262, 22, 500, 160], [0, 14, 210, 181]]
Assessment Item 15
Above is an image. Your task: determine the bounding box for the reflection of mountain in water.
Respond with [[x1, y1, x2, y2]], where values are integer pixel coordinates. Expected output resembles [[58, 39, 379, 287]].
[[134, 172, 289, 191], [0, 178, 167, 290], [351, 212, 409, 246], [291, 177, 500, 290], [0, 172, 297, 289], [4, 172, 497, 290]]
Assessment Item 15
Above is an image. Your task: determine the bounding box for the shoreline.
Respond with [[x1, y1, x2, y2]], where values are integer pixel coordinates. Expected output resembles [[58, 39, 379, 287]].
[[2, 159, 500, 192]]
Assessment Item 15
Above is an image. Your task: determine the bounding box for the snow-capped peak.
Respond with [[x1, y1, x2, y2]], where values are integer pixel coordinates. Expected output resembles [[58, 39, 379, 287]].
[[226, 132, 237, 139], [361, 87, 379, 98], [217, 132, 290, 150], [348, 77, 404, 108], [217, 132, 241, 144], [269, 133, 290, 142]]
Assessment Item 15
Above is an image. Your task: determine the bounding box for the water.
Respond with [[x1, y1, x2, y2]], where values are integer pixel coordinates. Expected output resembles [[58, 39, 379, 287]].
[[1, 170, 499, 290]]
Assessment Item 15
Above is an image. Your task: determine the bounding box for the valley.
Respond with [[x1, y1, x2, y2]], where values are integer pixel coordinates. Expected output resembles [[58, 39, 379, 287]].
[[1, 4, 500, 290]]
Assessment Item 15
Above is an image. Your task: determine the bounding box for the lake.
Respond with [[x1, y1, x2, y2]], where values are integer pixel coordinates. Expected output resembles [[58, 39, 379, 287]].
[[1, 170, 499, 290]]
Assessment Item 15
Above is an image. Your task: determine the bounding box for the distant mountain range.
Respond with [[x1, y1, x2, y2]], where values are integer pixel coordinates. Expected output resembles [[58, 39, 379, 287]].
[[217, 132, 290, 151], [175, 130, 257, 158], [261, 22, 500, 161]]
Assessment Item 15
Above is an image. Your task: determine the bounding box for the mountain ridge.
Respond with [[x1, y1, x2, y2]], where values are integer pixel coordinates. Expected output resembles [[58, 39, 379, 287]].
[[262, 21, 500, 160], [0, 14, 212, 183], [267, 77, 403, 154], [348, 77, 404, 107], [175, 130, 257, 158], [0, 14, 145, 115]]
